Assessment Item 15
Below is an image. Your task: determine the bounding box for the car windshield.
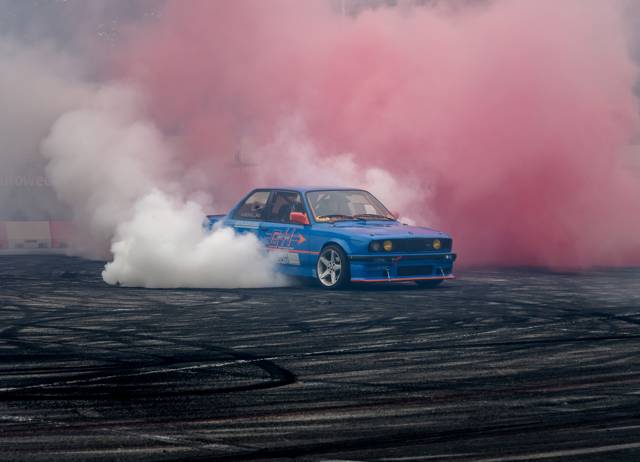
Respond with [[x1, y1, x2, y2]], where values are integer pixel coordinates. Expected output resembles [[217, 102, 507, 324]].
[[306, 190, 395, 222]]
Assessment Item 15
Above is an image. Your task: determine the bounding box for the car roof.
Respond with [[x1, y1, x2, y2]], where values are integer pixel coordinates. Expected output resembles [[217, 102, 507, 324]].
[[254, 186, 365, 193]]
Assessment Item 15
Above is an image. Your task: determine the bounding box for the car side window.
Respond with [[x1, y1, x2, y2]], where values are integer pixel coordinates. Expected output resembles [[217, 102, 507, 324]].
[[264, 191, 304, 223], [233, 191, 271, 220]]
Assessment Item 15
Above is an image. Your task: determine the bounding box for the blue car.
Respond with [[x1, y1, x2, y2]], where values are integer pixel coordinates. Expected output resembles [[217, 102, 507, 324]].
[[204, 187, 456, 289]]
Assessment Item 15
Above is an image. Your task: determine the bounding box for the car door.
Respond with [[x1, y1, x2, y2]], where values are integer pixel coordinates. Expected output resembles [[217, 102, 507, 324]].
[[260, 190, 311, 271], [227, 190, 271, 237]]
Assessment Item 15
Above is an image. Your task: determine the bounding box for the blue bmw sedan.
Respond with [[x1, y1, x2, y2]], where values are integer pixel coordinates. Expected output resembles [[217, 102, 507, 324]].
[[204, 187, 456, 289]]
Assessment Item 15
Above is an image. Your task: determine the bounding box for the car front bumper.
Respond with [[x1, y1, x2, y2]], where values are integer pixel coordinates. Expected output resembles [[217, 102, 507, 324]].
[[348, 252, 457, 283]]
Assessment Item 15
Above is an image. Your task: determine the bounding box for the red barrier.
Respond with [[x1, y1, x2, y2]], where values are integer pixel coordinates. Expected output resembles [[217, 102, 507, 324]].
[[0, 222, 7, 249], [49, 221, 73, 249], [0, 221, 73, 251]]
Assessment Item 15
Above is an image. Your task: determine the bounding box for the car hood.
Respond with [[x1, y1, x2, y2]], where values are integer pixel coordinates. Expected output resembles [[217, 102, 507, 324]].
[[325, 221, 449, 239]]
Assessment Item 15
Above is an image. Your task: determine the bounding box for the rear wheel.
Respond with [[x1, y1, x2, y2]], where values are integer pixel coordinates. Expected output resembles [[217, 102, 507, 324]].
[[316, 245, 350, 289], [416, 279, 444, 288]]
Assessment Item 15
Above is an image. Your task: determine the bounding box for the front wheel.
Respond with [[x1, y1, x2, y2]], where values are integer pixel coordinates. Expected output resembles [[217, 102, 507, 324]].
[[316, 245, 350, 289]]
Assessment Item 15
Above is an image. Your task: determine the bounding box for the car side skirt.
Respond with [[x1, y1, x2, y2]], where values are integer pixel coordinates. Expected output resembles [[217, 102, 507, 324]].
[[266, 246, 320, 255], [351, 275, 456, 283]]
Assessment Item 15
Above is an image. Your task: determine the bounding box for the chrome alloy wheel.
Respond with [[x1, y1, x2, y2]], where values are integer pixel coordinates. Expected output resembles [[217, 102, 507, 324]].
[[317, 247, 343, 287]]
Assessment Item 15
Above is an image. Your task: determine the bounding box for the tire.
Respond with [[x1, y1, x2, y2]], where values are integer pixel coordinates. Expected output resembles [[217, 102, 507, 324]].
[[416, 279, 444, 288], [316, 244, 350, 289]]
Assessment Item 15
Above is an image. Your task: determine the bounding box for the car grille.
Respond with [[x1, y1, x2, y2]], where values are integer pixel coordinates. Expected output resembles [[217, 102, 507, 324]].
[[392, 238, 452, 252], [397, 265, 434, 276]]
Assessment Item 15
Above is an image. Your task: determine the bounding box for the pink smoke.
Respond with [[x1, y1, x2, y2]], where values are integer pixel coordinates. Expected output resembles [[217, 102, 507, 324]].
[[120, 0, 640, 267]]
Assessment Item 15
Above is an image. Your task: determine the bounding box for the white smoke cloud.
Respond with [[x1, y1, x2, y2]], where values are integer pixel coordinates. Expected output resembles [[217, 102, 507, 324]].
[[102, 190, 283, 288], [42, 83, 284, 288], [43, 85, 172, 244], [102, 190, 281, 288]]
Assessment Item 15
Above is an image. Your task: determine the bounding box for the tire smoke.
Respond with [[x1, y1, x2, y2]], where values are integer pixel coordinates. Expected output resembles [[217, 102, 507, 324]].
[[3, 0, 640, 283], [42, 85, 282, 288], [123, 0, 640, 267]]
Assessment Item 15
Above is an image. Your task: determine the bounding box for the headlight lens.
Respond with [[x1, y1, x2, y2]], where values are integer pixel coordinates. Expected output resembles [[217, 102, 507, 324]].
[[383, 240, 393, 252], [433, 239, 441, 250], [371, 241, 381, 251]]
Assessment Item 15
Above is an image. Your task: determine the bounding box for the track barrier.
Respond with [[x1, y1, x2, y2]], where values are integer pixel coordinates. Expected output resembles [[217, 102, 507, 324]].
[[0, 221, 72, 252]]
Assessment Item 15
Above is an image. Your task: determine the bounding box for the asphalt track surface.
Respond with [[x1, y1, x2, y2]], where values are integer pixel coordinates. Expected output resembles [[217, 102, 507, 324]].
[[1, 256, 640, 462]]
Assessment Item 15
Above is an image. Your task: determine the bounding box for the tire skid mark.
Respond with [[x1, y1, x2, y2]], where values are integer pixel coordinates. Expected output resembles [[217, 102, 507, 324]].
[[1, 257, 639, 461]]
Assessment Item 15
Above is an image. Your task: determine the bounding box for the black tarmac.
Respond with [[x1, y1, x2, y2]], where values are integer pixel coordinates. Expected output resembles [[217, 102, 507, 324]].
[[1, 256, 640, 461]]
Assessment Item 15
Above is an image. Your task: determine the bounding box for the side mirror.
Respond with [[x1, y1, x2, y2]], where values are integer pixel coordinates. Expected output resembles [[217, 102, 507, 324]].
[[290, 212, 310, 225]]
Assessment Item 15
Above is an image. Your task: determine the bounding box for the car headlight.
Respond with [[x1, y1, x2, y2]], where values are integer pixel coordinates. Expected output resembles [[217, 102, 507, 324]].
[[370, 241, 381, 251], [433, 239, 441, 250], [383, 240, 393, 252]]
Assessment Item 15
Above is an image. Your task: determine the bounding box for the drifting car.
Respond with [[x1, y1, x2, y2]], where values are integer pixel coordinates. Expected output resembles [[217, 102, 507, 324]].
[[204, 187, 456, 289]]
